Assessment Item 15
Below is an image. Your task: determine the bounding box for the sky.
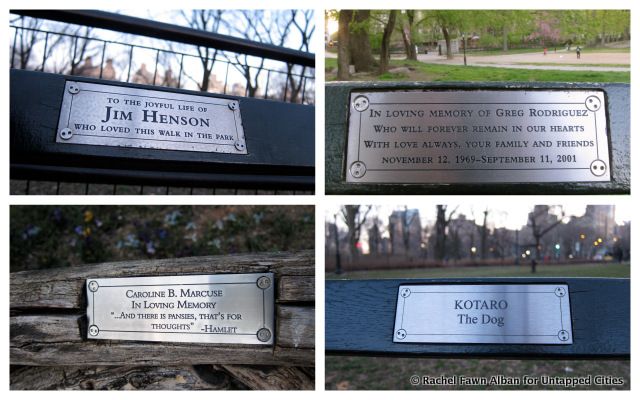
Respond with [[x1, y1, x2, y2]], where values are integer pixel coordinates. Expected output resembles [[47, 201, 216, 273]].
[[326, 203, 631, 232]]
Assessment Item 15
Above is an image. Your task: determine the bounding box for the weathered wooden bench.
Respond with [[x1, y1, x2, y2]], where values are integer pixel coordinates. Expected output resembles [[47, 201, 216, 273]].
[[10, 251, 315, 390], [326, 277, 629, 359]]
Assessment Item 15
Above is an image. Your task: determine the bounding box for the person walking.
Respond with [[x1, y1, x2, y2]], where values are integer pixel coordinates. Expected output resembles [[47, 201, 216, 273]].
[[576, 46, 581, 59]]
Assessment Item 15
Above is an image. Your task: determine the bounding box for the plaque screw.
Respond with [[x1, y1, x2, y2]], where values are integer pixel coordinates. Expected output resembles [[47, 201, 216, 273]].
[[257, 276, 271, 290], [401, 288, 411, 298], [257, 328, 271, 342], [59, 128, 73, 140], [558, 330, 569, 341], [349, 161, 367, 179], [228, 101, 238, 110], [589, 159, 607, 177], [88, 281, 99, 292], [68, 84, 80, 94], [234, 140, 246, 151], [585, 95, 601, 112], [554, 287, 566, 297], [89, 325, 99, 336], [352, 95, 369, 112], [396, 329, 407, 340]]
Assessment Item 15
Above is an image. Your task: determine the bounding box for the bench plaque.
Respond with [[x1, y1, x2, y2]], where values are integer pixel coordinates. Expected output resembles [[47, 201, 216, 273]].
[[57, 81, 247, 154], [346, 90, 610, 183], [86, 273, 274, 344], [393, 284, 572, 344]]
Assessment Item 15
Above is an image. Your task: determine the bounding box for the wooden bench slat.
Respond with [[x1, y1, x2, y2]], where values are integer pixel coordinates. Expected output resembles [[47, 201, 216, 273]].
[[277, 306, 315, 349], [278, 276, 315, 302], [326, 277, 629, 359], [11, 251, 314, 309]]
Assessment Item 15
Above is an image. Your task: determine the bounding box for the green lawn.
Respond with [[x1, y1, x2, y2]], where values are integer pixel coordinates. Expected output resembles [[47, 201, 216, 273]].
[[326, 262, 630, 280], [325, 58, 630, 83]]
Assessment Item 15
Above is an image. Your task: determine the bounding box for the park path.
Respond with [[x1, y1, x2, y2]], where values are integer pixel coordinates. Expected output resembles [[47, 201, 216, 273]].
[[416, 50, 630, 72]]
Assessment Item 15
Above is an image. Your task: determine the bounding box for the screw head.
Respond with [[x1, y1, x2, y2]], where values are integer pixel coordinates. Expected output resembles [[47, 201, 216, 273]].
[[353, 95, 369, 112], [585, 95, 601, 112], [68, 84, 80, 94], [554, 287, 566, 297], [59, 128, 73, 140], [589, 159, 607, 177], [558, 329, 569, 341], [257, 328, 271, 342], [401, 288, 411, 298], [396, 329, 407, 340], [257, 276, 271, 289], [228, 101, 238, 110], [349, 161, 367, 179], [89, 325, 99, 336], [234, 140, 246, 152], [88, 281, 99, 292]]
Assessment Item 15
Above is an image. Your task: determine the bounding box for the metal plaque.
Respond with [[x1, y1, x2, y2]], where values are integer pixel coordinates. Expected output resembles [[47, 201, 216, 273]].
[[86, 273, 274, 345], [346, 90, 610, 183], [57, 81, 247, 154], [393, 284, 572, 344]]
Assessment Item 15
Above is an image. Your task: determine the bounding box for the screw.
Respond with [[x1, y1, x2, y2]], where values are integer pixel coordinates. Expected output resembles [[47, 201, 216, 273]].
[[59, 128, 73, 140], [257, 276, 271, 289], [558, 330, 569, 341], [234, 140, 246, 151], [396, 329, 407, 340], [353, 95, 369, 112], [68, 84, 80, 94], [89, 325, 99, 336], [401, 288, 411, 298], [589, 160, 606, 177], [257, 328, 271, 342], [554, 287, 566, 297], [228, 102, 237, 110], [349, 161, 367, 179], [88, 281, 99, 292]]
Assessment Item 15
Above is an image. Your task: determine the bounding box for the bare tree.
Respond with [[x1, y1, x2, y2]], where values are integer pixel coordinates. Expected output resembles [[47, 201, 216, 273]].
[[527, 206, 565, 273], [282, 10, 314, 103], [434, 205, 459, 261], [341, 205, 372, 258], [179, 10, 225, 92]]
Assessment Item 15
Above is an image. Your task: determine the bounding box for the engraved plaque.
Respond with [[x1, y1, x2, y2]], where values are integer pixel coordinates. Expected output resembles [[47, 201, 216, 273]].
[[346, 90, 610, 183], [393, 284, 572, 344], [57, 81, 247, 153], [86, 273, 274, 344]]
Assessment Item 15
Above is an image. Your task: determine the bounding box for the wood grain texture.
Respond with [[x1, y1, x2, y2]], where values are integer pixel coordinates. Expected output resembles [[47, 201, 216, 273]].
[[221, 365, 314, 390], [11, 251, 314, 309], [326, 277, 629, 359], [277, 306, 315, 349], [278, 275, 315, 302], [10, 365, 239, 390], [10, 252, 315, 368]]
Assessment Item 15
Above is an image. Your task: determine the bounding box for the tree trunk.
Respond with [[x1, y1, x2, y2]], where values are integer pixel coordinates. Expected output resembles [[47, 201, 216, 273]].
[[503, 25, 509, 51], [435, 206, 447, 261], [379, 10, 397, 74], [337, 10, 352, 80], [401, 11, 417, 61], [442, 26, 453, 59], [350, 10, 376, 72]]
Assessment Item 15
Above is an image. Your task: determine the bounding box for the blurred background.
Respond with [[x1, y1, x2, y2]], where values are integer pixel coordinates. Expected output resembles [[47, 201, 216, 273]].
[[10, 205, 314, 272], [326, 204, 630, 279], [10, 9, 315, 104]]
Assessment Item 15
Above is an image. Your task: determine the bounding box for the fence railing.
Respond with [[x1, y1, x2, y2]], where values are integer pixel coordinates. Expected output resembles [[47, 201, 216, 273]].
[[10, 10, 315, 194]]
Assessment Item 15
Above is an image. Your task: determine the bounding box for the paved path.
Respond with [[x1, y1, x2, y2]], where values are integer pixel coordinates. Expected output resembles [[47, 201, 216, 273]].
[[416, 50, 630, 72]]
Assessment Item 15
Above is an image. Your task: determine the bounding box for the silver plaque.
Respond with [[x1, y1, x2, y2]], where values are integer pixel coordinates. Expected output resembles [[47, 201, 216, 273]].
[[393, 284, 572, 344], [86, 273, 274, 345], [57, 81, 247, 154], [346, 90, 610, 183]]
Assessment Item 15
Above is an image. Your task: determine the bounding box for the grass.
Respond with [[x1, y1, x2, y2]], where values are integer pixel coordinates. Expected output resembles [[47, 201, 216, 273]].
[[325, 58, 630, 83], [326, 357, 630, 390], [511, 62, 630, 68], [326, 262, 630, 280]]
